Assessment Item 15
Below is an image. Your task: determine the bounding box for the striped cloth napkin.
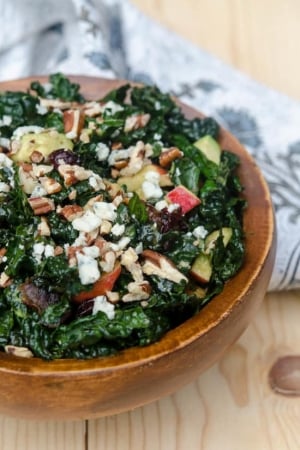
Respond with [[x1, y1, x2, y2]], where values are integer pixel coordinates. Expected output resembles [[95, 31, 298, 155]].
[[0, 0, 299, 291]]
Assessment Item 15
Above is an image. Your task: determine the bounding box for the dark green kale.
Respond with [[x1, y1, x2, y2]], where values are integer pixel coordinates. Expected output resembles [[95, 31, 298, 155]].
[[30, 73, 85, 102]]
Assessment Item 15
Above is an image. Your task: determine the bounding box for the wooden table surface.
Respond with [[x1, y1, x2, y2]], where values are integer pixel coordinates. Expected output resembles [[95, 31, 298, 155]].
[[2, 1, 300, 449]]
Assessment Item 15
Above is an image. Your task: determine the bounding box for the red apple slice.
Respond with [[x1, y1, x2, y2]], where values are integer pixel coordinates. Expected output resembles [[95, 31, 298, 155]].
[[166, 185, 201, 214]]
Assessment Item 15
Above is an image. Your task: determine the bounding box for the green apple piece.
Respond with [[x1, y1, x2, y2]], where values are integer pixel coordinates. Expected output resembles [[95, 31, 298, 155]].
[[166, 185, 201, 214], [190, 252, 212, 284], [194, 135, 221, 165], [205, 227, 232, 252], [12, 130, 73, 162], [117, 164, 173, 194]]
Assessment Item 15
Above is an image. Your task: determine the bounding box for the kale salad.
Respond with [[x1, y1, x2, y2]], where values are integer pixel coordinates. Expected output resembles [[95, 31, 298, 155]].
[[0, 73, 245, 360]]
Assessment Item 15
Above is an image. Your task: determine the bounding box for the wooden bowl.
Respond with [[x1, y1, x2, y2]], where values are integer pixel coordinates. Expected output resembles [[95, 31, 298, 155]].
[[0, 76, 276, 420]]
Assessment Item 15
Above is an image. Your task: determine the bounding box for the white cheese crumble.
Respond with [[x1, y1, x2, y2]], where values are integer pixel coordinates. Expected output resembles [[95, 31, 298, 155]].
[[13, 125, 44, 140], [0, 182, 10, 193], [0, 137, 10, 148], [93, 202, 117, 222], [102, 101, 124, 115], [88, 174, 105, 191], [76, 252, 100, 285], [95, 142, 110, 161], [0, 153, 13, 168], [36, 103, 48, 115], [0, 115, 12, 126], [32, 243, 45, 263], [30, 184, 47, 198], [44, 244, 55, 258], [110, 236, 131, 252], [72, 210, 102, 233], [92, 295, 115, 319], [42, 82, 53, 94], [111, 223, 125, 236], [82, 246, 100, 258], [142, 170, 163, 200], [193, 225, 208, 239], [155, 200, 168, 211], [32, 243, 54, 262], [167, 203, 180, 213]]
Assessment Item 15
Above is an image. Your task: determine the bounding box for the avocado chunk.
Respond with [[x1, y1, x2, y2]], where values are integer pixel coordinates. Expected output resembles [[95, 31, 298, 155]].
[[194, 135, 221, 165], [12, 130, 73, 162]]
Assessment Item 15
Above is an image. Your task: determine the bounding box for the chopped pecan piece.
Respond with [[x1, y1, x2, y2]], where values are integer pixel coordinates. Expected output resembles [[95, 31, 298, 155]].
[[30, 150, 44, 163], [40, 176, 62, 194], [0, 272, 11, 288], [37, 216, 51, 236], [63, 109, 85, 139], [122, 281, 151, 302], [141, 249, 188, 284], [159, 147, 183, 168], [59, 204, 84, 222], [5, 345, 33, 358], [28, 197, 55, 215], [124, 113, 150, 132], [58, 164, 92, 186]]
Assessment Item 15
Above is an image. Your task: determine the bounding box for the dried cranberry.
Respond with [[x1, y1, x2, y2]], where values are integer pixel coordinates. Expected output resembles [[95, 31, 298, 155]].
[[48, 149, 80, 168], [147, 204, 187, 233], [76, 299, 94, 317]]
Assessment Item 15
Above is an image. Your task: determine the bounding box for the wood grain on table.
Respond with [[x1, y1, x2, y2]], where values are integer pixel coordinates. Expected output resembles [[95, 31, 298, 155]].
[[2, 1, 300, 449]]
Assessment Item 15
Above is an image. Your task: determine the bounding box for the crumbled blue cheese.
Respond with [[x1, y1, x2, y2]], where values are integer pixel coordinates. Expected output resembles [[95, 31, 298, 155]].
[[32, 242, 54, 262], [13, 125, 44, 140], [72, 210, 102, 233], [30, 184, 47, 198], [32, 243, 45, 263], [102, 101, 124, 115], [111, 223, 125, 237], [36, 103, 48, 115], [44, 244, 55, 258], [88, 174, 105, 191], [76, 252, 100, 285], [0, 182, 10, 193], [42, 82, 53, 94], [0, 153, 13, 168], [0, 137, 10, 149], [167, 203, 180, 213], [82, 245, 100, 258], [193, 225, 208, 239], [110, 236, 131, 252], [92, 295, 115, 319], [95, 142, 110, 161], [0, 115, 12, 126], [142, 170, 163, 200], [93, 202, 117, 222], [155, 200, 168, 211]]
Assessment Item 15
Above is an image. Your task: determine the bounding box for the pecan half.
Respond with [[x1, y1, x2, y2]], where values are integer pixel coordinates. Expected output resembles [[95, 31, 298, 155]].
[[141, 249, 188, 284], [28, 197, 55, 215], [159, 147, 183, 168]]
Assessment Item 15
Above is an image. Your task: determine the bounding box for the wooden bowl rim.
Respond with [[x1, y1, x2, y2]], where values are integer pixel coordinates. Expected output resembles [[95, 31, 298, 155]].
[[0, 75, 276, 375]]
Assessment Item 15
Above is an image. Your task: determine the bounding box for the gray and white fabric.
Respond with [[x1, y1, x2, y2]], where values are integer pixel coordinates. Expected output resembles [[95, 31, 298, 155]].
[[0, 0, 299, 291]]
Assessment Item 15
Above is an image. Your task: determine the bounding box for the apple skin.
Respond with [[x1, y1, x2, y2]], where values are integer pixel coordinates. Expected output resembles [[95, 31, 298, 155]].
[[73, 263, 121, 303], [166, 185, 201, 214], [194, 135, 221, 165], [190, 253, 212, 284]]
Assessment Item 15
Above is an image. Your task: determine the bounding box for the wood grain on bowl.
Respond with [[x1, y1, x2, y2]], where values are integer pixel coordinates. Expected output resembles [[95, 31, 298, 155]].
[[0, 76, 276, 420]]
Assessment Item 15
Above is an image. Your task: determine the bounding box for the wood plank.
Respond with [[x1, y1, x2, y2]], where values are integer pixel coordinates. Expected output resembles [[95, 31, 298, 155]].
[[0, 418, 86, 450], [87, 291, 300, 449], [132, 0, 300, 100]]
